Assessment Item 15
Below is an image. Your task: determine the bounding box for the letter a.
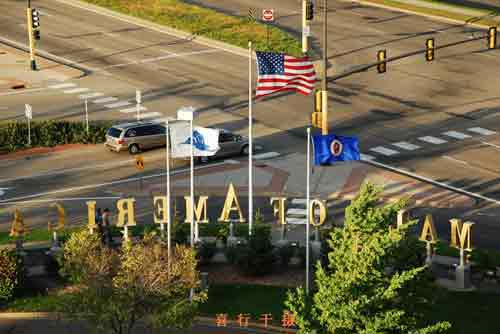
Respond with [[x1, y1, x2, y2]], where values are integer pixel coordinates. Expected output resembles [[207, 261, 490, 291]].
[[419, 214, 437, 243], [218, 183, 246, 223]]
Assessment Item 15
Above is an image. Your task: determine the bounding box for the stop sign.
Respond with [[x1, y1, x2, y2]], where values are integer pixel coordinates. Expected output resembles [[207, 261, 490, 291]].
[[262, 9, 274, 22]]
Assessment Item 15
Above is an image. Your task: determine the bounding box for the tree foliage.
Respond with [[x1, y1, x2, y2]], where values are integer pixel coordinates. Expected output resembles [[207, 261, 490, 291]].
[[57, 230, 205, 334], [286, 183, 451, 334]]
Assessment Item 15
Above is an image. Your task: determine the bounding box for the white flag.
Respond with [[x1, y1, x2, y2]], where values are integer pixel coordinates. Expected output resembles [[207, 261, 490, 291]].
[[170, 123, 220, 158]]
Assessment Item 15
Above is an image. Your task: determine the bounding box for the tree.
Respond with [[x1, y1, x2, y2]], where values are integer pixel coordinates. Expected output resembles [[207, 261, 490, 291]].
[[57, 230, 205, 334], [285, 183, 451, 334]]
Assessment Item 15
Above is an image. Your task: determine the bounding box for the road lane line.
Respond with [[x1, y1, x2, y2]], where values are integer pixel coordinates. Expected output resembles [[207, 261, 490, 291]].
[[361, 158, 500, 205], [0, 88, 46, 96], [0, 161, 227, 205], [48, 82, 77, 89], [104, 101, 132, 108], [443, 131, 471, 140], [360, 153, 375, 161], [2, 196, 122, 205], [443, 155, 468, 165], [139, 111, 162, 119], [79, 92, 104, 99], [370, 146, 399, 156], [418, 136, 447, 144], [481, 141, 500, 150], [392, 142, 420, 151], [254, 152, 280, 160], [63, 87, 90, 94], [93, 97, 118, 104], [468, 127, 496, 136], [120, 106, 147, 113]]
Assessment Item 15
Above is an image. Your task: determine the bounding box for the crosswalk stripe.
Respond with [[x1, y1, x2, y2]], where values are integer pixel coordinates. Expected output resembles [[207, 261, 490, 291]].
[[48, 83, 77, 89], [151, 117, 176, 123], [418, 136, 447, 144], [287, 217, 306, 225], [63, 87, 90, 94], [443, 131, 471, 140], [120, 106, 147, 113], [360, 153, 375, 161], [287, 208, 307, 215], [79, 92, 104, 99], [139, 111, 162, 119], [370, 146, 399, 156], [468, 127, 496, 136], [254, 152, 280, 160], [93, 97, 118, 104], [291, 198, 306, 205], [392, 141, 420, 150], [104, 101, 132, 109]]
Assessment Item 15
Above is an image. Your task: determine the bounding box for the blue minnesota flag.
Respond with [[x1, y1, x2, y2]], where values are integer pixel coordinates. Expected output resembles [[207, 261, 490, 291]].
[[312, 134, 360, 165]]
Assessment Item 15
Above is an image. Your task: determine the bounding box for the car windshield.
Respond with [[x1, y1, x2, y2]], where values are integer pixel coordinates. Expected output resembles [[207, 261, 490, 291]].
[[107, 127, 123, 138]]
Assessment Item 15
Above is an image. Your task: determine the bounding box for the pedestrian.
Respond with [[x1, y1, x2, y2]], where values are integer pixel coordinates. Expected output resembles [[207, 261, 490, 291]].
[[102, 208, 113, 246], [95, 208, 104, 242]]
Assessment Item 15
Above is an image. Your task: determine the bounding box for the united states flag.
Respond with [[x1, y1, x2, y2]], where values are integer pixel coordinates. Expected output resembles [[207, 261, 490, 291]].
[[255, 51, 316, 98]]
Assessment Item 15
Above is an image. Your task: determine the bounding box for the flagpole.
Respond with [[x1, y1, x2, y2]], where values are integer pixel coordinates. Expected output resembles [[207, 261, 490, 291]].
[[248, 41, 253, 236], [190, 117, 194, 247], [306, 127, 311, 294], [166, 119, 171, 259]]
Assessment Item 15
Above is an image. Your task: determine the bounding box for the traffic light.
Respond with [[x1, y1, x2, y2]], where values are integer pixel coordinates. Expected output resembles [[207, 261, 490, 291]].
[[306, 1, 314, 21], [33, 29, 41, 40], [312, 90, 322, 128], [377, 50, 387, 74], [426, 38, 434, 62], [31, 8, 40, 29], [488, 26, 497, 50]]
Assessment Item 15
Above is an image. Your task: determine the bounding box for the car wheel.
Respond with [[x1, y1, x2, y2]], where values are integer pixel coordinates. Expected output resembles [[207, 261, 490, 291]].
[[241, 145, 250, 156], [129, 144, 140, 155]]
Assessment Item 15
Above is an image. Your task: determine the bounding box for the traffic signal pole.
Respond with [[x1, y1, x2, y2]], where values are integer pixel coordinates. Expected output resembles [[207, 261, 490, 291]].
[[26, 3, 37, 70], [302, 0, 308, 53], [321, 0, 328, 135]]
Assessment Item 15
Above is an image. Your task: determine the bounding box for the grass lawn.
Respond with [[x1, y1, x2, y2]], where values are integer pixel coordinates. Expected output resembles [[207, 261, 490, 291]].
[[80, 0, 302, 56]]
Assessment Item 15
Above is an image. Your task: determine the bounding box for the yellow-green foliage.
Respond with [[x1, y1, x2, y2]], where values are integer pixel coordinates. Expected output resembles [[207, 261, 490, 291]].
[[0, 250, 22, 303]]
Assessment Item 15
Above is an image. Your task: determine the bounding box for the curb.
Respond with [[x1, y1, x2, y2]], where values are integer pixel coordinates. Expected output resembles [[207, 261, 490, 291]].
[[344, 0, 492, 29], [0, 144, 97, 161]]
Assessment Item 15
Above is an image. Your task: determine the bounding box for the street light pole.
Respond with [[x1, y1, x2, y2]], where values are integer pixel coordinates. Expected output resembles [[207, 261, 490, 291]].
[[321, 0, 328, 135]]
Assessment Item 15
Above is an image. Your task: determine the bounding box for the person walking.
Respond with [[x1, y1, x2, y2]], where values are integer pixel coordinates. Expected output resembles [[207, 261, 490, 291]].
[[102, 208, 113, 246], [95, 208, 104, 242]]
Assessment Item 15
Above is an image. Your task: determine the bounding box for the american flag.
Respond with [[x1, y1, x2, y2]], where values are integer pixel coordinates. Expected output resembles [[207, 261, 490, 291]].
[[255, 51, 316, 98]]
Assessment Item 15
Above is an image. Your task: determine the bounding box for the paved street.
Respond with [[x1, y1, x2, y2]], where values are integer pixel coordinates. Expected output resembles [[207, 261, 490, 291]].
[[2, 0, 500, 248]]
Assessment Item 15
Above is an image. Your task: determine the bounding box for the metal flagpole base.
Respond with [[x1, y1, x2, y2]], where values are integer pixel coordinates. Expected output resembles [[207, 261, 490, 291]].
[[30, 60, 37, 71]]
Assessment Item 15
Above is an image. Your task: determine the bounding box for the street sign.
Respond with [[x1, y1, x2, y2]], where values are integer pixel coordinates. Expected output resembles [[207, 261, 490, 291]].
[[303, 25, 311, 36], [262, 9, 274, 22], [177, 106, 196, 121], [25, 104, 32, 119], [136, 89, 141, 104], [135, 155, 144, 170]]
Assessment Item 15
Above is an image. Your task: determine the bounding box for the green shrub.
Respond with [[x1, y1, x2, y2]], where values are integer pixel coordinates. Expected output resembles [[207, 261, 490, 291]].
[[276, 245, 295, 269], [196, 242, 217, 264], [224, 245, 244, 265], [236, 225, 275, 276], [0, 249, 23, 303], [0, 120, 112, 152]]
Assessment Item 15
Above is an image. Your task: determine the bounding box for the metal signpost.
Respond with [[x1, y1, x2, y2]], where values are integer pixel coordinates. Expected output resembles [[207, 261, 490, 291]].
[[262, 9, 275, 46], [136, 89, 141, 121], [84, 99, 89, 134], [25, 104, 32, 146]]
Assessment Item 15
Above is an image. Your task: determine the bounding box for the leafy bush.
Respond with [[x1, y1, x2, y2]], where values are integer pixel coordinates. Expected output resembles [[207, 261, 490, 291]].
[[197, 242, 217, 264], [276, 245, 295, 269], [0, 249, 23, 303], [224, 245, 245, 265], [0, 120, 112, 152], [236, 225, 276, 276]]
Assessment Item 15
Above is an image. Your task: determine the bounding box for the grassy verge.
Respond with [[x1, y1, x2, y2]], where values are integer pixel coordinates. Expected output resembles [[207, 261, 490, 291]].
[[360, 0, 499, 27], [0, 226, 83, 247], [3, 283, 500, 333], [80, 0, 302, 56]]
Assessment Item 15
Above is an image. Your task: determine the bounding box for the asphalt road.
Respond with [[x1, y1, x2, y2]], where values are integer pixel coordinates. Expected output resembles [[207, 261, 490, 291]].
[[2, 0, 500, 247]]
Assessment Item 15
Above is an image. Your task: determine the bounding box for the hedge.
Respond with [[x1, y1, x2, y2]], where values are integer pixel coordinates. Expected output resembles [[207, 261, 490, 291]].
[[0, 249, 23, 304], [0, 120, 113, 152]]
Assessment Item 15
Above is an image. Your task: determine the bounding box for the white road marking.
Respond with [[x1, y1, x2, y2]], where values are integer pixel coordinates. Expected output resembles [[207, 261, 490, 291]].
[[79, 92, 104, 99], [0, 162, 227, 205], [287, 208, 307, 215], [104, 101, 132, 109], [291, 198, 307, 205], [120, 106, 147, 113], [418, 136, 447, 144], [0, 196, 122, 205], [361, 157, 500, 205], [481, 141, 500, 150], [223, 159, 240, 164], [139, 111, 162, 119], [468, 127, 496, 136], [392, 141, 420, 151], [93, 97, 118, 104], [63, 87, 90, 94], [152, 117, 176, 123], [254, 152, 280, 160], [443, 131, 471, 140], [370, 146, 399, 156], [0, 88, 46, 96], [360, 153, 375, 161], [0, 188, 11, 197], [287, 217, 306, 225], [100, 49, 219, 70], [48, 82, 77, 89], [443, 155, 468, 165]]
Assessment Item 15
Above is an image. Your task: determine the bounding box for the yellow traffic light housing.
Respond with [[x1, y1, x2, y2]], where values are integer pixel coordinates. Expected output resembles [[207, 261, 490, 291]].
[[306, 1, 314, 21], [488, 27, 497, 50], [312, 90, 322, 128], [426, 38, 435, 62], [377, 50, 387, 74]]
